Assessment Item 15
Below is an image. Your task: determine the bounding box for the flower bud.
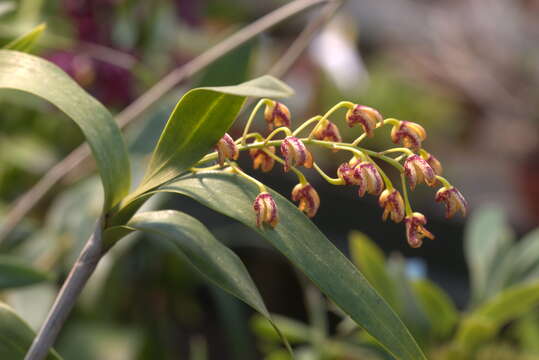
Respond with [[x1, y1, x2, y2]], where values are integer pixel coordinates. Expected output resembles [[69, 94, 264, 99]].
[[280, 136, 313, 172], [403, 154, 436, 190], [421, 151, 443, 176], [355, 162, 384, 197], [345, 105, 383, 137], [435, 187, 467, 218], [390, 121, 427, 151], [253, 192, 279, 227], [291, 183, 320, 218], [249, 147, 276, 172], [378, 189, 405, 223], [312, 119, 342, 143], [337, 163, 360, 185], [405, 212, 435, 248], [264, 101, 291, 130], [215, 133, 239, 166]]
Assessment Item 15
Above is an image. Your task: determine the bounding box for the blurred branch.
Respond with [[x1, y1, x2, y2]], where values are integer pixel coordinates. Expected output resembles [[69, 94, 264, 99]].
[[0, 0, 337, 244], [24, 218, 104, 360]]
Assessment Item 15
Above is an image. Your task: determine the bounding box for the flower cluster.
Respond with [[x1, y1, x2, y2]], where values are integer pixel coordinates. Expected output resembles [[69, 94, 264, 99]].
[[197, 99, 467, 248]]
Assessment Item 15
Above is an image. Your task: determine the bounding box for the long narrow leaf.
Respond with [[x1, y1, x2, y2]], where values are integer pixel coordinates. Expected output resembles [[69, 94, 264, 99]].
[[146, 171, 426, 360], [117, 209, 292, 354], [3, 24, 46, 52], [0, 50, 130, 210], [0, 302, 62, 359], [136, 76, 293, 194], [0, 256, 49, 289]]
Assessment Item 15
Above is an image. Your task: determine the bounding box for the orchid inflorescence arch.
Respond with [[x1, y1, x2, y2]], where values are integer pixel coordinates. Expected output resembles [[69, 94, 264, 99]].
[[206, 99, 467, 248]]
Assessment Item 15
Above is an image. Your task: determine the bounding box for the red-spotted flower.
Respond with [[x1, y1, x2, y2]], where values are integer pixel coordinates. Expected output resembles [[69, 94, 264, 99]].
[[435, 187, 467, 218], [391, 121, 427, 151], [404, 154, 436, 190], [354, 162, 384, 197], [379, 189, 405, 223], [337, 163, 360, 185], [312, 119, 342, 143], [249, 147, 276, 172], [215, 133, 239, 166], [345, 105, 383, 137], [291, 183, 320, 218], [405, 212, 435, 248], [264, 101, 291, 130], [253, 192, 279, 227], [421, 151, 443, 176], [280, 136, 313, 172]]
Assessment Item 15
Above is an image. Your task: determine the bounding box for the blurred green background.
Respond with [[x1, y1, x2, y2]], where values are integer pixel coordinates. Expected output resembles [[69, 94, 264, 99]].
[[1, 0, 539, 358]]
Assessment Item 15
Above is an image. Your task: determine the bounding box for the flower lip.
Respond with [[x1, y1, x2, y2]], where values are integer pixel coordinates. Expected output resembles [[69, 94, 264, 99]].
[[378, 189, 405, 223], [291, 183, 320, 218], [253, 192, 279, 227], [280, 136, 313, 172], [249, 146, 276, 172], [405, 212, 435, 248], [345, 105, 383, 138], [216, 133, 239, 166], [404, 154, 436, 190], [435, 186, 467, 218], [391, 121, 427, 151], [264, 101, 291, 130]]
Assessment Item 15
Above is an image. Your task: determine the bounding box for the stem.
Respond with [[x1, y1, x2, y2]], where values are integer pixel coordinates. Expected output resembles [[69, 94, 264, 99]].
[[261, 149, 307, 184], [292, 115, 323, 136], [0, 0, 334, 244], [383, 118, 401, 127], [308, 101, 354, 139], [380, 147, 414, 156], [401, 173, 413, 216], [313, 163, 343, 185], [25, 218, 105, 360], [265, 126, 292, 143], [228, 162, 267, 193], [241, 99, 271, 145], [435, 175, 452, 188]]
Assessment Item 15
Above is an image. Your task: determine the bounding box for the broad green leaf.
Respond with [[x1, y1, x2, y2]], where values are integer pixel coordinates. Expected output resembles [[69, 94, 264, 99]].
[[455, 281, 539, 352], [0, 50, 130, 210], [411, 279, 458, 339], [465, 206, 513, 305], [349, 231, 398, 309], [117, 209, 292, 354], [504, 228, 539, 286], [146, 172, 426, 360], [0, 301, 62, 359], [0, 256, 49, 289], [136, 75, 293, 194], [3, 23, 46, 52]]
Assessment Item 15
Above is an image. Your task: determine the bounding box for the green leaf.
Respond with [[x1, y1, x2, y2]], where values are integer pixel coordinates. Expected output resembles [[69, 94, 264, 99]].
[[455, 281, 539, 352], [116, 209, 292, 354], [136, 75, 293, 194], [465, 205, 513, 305], [0, 256, 49, 289], [349, 231, 398, 309], [504, 228, 539, 286], [0, 50, 130, 210], [411, 279, 458, 339], [146, 171, 426, 360], [3, 24, 46, 53], [0, 301, 62, 359], [251, 314, 311, 344]]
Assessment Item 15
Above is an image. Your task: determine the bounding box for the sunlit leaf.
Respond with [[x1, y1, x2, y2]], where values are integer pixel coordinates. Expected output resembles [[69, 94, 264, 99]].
[[3, 23, 46, 53], [144, 171, 426, 360], [411, 279, 458, 339], [0, 256, 49, 289], [0, 301, 62, 359], [135, 75, 293, 195], [349, 231, 398, 309], [0, 50, 130, 210], [465, 206, 513, 305]]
